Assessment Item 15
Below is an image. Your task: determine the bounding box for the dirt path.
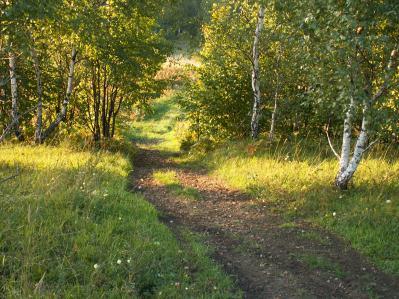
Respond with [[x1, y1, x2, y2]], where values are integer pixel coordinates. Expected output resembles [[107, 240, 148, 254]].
[[130, 147, 399, 298]]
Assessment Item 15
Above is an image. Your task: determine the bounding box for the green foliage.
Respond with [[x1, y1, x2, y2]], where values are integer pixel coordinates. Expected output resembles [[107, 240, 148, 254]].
[[0, 0, 171, 144], [180, 0, 399, 142], [159, 0, 213, 48]]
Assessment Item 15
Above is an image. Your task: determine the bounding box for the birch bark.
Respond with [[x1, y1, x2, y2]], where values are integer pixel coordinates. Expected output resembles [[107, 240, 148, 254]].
[[9, 51, 24, 141], [250, 6, 265, 139], [41, 47, 77, 142], [269, 52, 281, 141], [338, 96, 354, 176], [31, 47, 43, 143]]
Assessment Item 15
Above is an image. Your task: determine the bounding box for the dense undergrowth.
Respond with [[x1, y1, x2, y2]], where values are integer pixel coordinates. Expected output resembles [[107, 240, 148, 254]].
[[0, 142, 238, 297]]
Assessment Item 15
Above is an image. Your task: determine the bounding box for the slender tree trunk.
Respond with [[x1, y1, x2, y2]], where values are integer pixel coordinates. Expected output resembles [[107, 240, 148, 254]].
[[93, 63, 101, 142], [250, 6, 265, 139], [9, 51, 24, 141], [111, 96, 123, 138], [31, 47, 43, 143], [269, 53, 281, 141], [41, 47, 77, 142], [101, 65, 108, 138], [338, 96, 354, 177]]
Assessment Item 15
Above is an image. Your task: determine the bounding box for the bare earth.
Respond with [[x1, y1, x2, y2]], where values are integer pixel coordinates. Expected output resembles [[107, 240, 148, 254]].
[[130, 147, 399, 299]]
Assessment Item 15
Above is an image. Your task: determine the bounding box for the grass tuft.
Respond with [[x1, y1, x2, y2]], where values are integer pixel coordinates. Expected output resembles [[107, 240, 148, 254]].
[[153, 170, 201, 201], [298, 254, 347, 279]]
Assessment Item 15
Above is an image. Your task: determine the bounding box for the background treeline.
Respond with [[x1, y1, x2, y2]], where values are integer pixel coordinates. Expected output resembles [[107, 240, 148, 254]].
[[0, 0, 176, 145], [0, 0, 213, 145], [181, 0, 399, 142]]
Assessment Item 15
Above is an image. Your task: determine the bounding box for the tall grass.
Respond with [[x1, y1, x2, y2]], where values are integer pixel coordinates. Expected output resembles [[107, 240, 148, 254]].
[[0, 144, 238, 297], [195, 138, 399, 276]]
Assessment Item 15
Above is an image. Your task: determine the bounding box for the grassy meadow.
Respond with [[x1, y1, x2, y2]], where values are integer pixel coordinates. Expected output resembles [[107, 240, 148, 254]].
[[0, 143, 238, 298]]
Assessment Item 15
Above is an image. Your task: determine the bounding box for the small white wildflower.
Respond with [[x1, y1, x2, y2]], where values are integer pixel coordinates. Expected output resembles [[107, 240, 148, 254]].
[[339, 195, 343, 199], [117, 259, 122, 265], [119, 217, 122, 220], [94, 263, 99, 269], [127, 259, 131, 264], [386, 200, 392, 204], [332, 212, 337, 217]]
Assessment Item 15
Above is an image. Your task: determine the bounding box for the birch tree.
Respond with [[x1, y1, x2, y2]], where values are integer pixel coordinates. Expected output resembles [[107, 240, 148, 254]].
[[40, 47, 77, 142], [335, 48, 398, 189], [31, 46, 43, 144], [8, 49, 24, 141], [250, 5, 265, 139]]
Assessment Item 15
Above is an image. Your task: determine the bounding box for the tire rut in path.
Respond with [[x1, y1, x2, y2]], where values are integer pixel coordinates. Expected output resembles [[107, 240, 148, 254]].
[[130, 147, 399, 299]]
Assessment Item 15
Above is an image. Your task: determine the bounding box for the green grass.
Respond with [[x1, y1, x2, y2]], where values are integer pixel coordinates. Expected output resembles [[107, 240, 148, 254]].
[[153, 170, 201, 201], [298, 254, 347, 279], [191, 139, 399, 276], [128, 93, 188, 153], [0, 144, 237, 297]]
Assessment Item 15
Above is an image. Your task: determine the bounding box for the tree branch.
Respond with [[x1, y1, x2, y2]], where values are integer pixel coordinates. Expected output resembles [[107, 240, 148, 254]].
[[363, 138, 380, 154], [325, 122, 340, 160], [0, 166, 20, 184], [372, 46, 398, 102]]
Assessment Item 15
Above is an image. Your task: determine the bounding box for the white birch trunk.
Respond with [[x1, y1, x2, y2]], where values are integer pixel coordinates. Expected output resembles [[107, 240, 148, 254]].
[[338, 96, 354, 175], [9, 51, 23, 141], [335, 48, 398, 189], [335, 99, 369, 189], [41, 47, 77, 142], [250, 6, 265, 139], [269, 53, 281, 141], [31, 47, 43, 143]]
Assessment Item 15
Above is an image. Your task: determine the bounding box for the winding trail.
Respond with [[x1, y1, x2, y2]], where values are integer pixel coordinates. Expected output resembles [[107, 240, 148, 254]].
[[130, 147, 399, 298]]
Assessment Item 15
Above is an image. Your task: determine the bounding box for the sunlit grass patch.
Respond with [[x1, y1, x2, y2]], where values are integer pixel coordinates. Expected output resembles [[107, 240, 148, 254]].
[[128, 94, 188, 153], [153, 170, 201, 201], [153, 170, 180, 185], [0, 144, 235, 297]]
